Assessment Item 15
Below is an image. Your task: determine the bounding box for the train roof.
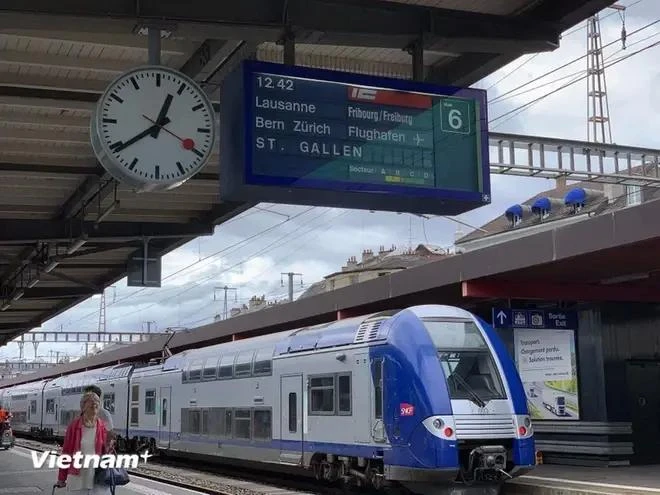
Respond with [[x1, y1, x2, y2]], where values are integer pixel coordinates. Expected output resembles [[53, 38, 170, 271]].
[[161, 310, 399, 371], [8, 379, 48, 394], [45, 363, 133, 389]]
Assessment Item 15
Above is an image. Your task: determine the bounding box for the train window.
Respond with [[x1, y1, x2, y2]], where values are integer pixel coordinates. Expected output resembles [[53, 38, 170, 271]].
[[234, 351, 254, 378], [422, 318, 488, 350], [253, 409, 272, 440], [131, 385, 139, 402], [337, 374, 352, 415], [233, 409, 251, 439], [130, 406, 139, 426], [218, 354, 234, 379], [201, 409, 209, 435], [145, 389, 156, 414], [288, 393, 297, 433], [46, 399, 55, 414], [188, 360, 203, 381], [224, 409, 233, 437], [30, 400, 37, 415], [190, 410, 201, 434], [208, 408, 225, 436], [203, 359, 218, 380], [309, 375, 335, 414], [372, 359, 383, 419], [103, 393, 115, 414], [181, 408, 189, 433], [253, 348, 272, 376]]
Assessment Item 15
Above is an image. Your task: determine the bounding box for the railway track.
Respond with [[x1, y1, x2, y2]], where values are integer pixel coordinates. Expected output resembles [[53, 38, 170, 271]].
[[13, 436, 354, 495]]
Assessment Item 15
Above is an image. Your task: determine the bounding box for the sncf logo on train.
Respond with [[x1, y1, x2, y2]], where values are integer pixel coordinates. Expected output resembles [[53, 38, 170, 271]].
[[400, 403, 415, 416]]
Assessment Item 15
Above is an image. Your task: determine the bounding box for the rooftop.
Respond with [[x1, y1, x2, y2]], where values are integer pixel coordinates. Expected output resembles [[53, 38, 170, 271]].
[[457, 163, 660, 248]]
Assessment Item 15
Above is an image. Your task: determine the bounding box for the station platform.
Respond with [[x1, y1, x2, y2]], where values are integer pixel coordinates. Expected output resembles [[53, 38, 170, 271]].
[[507, 464, 660, 494], [0, 445, 205, 495]]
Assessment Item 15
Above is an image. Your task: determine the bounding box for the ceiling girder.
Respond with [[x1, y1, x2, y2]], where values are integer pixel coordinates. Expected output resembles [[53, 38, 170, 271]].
[[0, 0, 562, 52], [0, 219, 214, 244], [3, 287, 98, 300]]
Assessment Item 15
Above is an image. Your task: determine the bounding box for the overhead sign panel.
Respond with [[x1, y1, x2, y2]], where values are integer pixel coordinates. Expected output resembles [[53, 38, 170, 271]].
[[219, 61, 490, 215]]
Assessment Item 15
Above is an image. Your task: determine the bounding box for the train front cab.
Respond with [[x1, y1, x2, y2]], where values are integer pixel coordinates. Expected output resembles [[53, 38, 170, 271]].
[[374, 306, 535, 492]]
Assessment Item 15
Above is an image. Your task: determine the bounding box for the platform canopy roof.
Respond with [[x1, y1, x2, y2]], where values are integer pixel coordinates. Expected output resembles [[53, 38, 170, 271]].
[[0, 0, 617, 347]]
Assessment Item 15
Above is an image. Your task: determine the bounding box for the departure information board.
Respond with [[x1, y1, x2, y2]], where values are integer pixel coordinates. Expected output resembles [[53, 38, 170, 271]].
[[219, 61, 490, 215]]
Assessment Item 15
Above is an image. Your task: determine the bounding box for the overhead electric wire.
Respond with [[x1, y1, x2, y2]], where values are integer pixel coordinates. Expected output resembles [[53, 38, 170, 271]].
[[561, 0, 644, 38], [489, 17, 660, 104], [485, 1, 645, 95], [490, 36, 660, 127], [492, 29, 660, 107], [87, 207, 340, 326], [485, 53, 542, 91], [55, 205, 318, 330]]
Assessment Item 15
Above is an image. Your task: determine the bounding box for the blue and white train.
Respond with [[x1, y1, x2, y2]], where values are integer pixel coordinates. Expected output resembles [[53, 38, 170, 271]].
[[0, 305, 535, 493]]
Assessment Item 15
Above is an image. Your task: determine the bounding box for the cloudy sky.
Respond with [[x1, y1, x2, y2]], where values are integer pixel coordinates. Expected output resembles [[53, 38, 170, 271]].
[[3, 0, 659, 363]]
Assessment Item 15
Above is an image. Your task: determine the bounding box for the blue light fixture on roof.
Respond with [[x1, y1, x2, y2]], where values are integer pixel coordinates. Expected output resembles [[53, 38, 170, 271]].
[[564, 187, 587, 206], [531, 196, 552, 214], [505, 204, 523, 220], [504, 204, 524, 226]]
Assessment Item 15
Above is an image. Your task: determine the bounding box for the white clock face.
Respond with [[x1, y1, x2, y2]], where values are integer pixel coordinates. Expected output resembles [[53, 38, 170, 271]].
[[91, 66, 215, 190]]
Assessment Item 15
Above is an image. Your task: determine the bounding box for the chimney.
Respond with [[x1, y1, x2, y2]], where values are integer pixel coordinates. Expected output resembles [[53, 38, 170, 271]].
[[603, 183, 625, 204], [343, 255, 358, 271], [362, 249, 374, 263], [556, 176, 567, 189], [454, 227, 466, 254]]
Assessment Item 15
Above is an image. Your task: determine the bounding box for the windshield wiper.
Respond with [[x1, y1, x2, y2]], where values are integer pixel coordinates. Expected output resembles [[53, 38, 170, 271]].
[[449, 372, 487, 408]]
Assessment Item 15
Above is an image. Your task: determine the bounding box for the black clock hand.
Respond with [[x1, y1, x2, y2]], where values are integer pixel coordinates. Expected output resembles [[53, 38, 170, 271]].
[[112, 117, 171, 152], [150, 94, 173, 138]]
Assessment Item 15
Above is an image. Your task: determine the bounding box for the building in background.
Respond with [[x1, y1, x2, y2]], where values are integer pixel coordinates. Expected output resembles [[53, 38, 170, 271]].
[[300, 243, 449, 299]]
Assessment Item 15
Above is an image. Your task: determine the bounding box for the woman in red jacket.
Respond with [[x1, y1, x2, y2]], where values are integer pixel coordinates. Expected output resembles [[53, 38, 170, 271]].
[[55, 391, 109, 493]]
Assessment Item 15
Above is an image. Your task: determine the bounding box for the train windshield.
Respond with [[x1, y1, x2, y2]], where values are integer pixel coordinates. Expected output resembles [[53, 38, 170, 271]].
[[422, 318, 506, 405]]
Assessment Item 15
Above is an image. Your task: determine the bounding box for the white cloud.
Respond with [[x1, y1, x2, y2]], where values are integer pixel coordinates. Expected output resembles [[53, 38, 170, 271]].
[[2, 1, 658, 363]]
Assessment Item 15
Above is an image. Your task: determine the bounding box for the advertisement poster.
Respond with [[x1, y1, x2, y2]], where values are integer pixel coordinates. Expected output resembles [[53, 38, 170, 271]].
[[492, 308, 580, 420], [514, 327, 579, 420]]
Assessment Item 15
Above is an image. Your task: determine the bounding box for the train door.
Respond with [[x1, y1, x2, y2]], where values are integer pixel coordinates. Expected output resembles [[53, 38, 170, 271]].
[[625, 359, 660, 464], [279, 374, 303, 464], [370, 357, 387, 443], [158, 386, 172, 449], [54, 397, 60, 436]]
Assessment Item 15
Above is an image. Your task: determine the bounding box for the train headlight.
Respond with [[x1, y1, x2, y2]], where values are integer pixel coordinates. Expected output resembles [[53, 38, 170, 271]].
[[423, 415, 456, 441], [514, 415, 533, 438]]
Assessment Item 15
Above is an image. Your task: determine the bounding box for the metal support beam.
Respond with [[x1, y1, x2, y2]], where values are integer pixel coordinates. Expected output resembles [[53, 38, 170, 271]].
[[406, 38, 424, 81], [148, 27, 161, 65], [462, 280, 660, 303], [280, 30, 295, 65], [3, 287, 98, 300], [0, 219, 214, 244], [57, 174, 114, 221], [488, 132, 660, 187], [14, 330, 166, 343]]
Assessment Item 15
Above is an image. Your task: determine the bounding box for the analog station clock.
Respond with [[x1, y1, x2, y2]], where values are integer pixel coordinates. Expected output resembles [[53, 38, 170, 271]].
[[90, 66, 216, 192]]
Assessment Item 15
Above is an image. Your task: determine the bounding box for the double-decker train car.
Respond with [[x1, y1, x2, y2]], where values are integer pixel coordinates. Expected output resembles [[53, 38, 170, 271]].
[[0, 305, 535, 494], [6, 379, 47, 434], [40, 364, 133, 440]]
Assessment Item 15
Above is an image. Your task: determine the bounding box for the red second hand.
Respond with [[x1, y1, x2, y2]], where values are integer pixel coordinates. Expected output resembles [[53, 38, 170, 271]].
[[142, 115, 195, 151]]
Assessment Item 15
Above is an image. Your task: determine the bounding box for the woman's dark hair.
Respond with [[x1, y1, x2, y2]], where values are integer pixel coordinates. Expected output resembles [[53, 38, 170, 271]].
[[83, 385, 102, 398]]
